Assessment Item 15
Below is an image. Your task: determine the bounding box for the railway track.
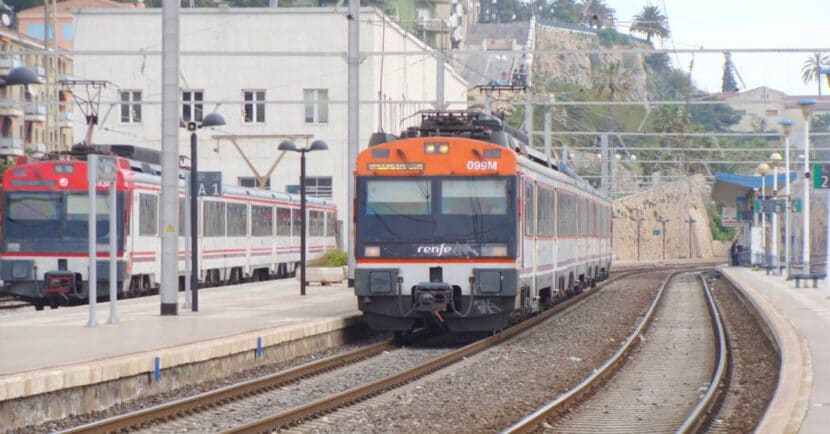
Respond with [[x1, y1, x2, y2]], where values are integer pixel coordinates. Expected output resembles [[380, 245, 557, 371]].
[[61, 269, 635, 434], [58, 266, 717, 434], [503, 271, 727, 433]]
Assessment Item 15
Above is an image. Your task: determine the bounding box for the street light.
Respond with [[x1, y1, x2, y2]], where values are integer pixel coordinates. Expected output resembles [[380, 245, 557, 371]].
[[278, 139, 329, 296], [756, 162, 770, 267], [769, 153, 782, 273], [779, 119, 794, 277], [0, 65, 41, 88], [797, 99, 816, 272], [186, 112, 226, 312]]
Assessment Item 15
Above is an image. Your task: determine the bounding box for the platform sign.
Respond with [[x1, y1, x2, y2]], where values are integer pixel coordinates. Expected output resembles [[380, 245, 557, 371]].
[[793, 198, 802, 213], [722, 206, 740, 227], [812, 164, 830, 189], [196, 171, 222, 196], [760, 199, 786, 213]]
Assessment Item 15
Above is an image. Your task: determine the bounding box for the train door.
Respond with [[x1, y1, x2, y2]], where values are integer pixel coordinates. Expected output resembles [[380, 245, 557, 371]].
[[521, 178, 536, 310]]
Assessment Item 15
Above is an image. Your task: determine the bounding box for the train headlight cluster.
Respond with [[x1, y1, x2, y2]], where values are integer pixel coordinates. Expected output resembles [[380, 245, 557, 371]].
[[364, 245, 381, 257], [481, 244, 508, 257], [424, 142, 449, 154]]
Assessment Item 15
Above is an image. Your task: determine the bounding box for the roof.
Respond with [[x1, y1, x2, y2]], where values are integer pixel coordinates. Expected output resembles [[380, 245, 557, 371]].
[[18, 0, 138, 16], [712, 172, 797, 203]]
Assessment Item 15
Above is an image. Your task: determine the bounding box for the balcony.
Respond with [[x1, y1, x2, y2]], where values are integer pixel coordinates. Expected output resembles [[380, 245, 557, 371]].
[[0, 103, 25, 118], [24, 104, 47, 122], [59, 110, 74, 126], [0, 138, 25, 156]]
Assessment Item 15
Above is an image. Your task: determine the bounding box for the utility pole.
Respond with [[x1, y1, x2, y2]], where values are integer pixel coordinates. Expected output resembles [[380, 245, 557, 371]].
[[686, 217, 697, 259], [657, 217, 669, 260], [346, 0, 359, 287]]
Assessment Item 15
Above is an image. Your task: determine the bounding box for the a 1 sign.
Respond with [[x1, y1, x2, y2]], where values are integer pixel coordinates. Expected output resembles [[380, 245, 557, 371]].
[[812, 164, 830, 189], [197, 171, 222, 196]]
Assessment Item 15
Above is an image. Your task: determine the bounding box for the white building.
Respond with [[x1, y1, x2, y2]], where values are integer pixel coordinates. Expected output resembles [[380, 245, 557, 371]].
[[70, 6, 468, 225]]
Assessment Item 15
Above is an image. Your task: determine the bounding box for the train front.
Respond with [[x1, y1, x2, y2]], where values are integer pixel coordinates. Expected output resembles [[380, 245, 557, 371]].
[[1, 158, 127, 309], [354, 137, 518, 333]]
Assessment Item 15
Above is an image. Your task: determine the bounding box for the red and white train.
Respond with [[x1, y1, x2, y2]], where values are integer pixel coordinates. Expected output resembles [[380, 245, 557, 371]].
[[354, 111, 612, 333], [1, 145, 338, 309]]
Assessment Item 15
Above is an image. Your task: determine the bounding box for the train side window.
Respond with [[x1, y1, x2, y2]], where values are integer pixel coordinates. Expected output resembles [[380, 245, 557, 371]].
[[252, 205, 274, 237], [138, 193, 158, 236], [326, 212, 337, 237], [523, 180, 535, 236], [309, 210, 325, 236], [203, 201, 226, 237], [227, 203, 248, 237], [276, 207, 291, 236]]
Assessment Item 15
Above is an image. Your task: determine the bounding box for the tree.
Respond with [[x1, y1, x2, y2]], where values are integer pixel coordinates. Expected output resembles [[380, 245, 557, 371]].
[[721, 53, 739, 93], [580, 0, 615, 29], [629, 5, 669, 43], [802, 52, 830, 96]]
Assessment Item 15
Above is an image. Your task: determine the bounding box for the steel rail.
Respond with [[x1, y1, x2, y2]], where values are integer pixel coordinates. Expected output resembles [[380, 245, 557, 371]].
[[221, 271, 637, 434], [677, 273, 730, 433], [57, 340, 397, 434], [500, 270, 679, 434]]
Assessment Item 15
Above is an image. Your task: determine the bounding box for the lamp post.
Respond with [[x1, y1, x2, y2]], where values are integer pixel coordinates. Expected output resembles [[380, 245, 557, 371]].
[[757, 162, 770, 267], [779, 120, 794, 277], [769, 153, 782, 274], [656, 216, 669, 260], [278, 140, 329, 296], [797, 99, 816, 272], [0, 66, 41, 88], [186, 112, 226, 312]]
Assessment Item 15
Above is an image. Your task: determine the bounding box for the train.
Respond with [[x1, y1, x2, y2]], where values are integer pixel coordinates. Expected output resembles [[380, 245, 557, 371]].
[[353, 110, 612, 333], [1, 145, 338, 309]]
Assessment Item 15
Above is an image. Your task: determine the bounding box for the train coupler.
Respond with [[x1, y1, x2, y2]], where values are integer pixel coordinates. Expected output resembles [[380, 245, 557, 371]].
[[413, 282, 452, 313]]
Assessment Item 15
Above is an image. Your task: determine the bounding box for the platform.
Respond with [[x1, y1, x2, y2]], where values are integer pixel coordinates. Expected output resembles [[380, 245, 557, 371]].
[[0, 278, 360, 420], [720, 265, 830, 434]]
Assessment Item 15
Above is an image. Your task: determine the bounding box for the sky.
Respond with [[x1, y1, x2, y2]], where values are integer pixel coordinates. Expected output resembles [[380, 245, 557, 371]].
[[608, 0, 830, 96]]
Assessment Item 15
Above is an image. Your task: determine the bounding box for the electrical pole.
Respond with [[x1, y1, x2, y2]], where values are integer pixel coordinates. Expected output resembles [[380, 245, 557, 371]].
[[346, 0, 359, 287]]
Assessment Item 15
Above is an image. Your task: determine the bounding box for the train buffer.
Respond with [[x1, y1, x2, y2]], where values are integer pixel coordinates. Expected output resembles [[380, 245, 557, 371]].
[[787, 272, 826, 288]]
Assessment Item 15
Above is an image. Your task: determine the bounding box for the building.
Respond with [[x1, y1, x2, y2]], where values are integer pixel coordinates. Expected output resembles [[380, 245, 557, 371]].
[[0, 25, 73, 157], [719, 86, 830, 135], [16, 0, 139, 50], [70, 6, 468, 225]]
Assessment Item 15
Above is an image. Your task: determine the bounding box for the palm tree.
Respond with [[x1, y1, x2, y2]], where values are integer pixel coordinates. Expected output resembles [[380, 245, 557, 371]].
[[630, 5, 670, 43], [802, 52, 830, 95]]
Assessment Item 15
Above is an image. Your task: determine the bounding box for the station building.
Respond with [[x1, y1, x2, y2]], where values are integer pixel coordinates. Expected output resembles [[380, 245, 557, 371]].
[[69, 6, 468, 225]]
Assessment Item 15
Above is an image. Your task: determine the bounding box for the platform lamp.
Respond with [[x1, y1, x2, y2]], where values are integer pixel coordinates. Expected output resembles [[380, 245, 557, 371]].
[[278, 140, 329, 296], [186, 112, 226, 312], [779, 120, 794, 277], [756, 162, 770, 266], [769, 153, 782, 274], [0, 65, 41, 88], [797, 99, 816, 272]]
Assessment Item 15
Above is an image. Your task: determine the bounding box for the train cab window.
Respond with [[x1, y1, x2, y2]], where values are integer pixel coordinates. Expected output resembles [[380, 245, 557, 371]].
[[440, 179, 507, 215], [7, 193, 59, 221], [138, 193, 158, 236], [227, 203, 248, 236], [523, 180, 535, 236], [252, 205, 274, 237], [366, 179, 431, 215]]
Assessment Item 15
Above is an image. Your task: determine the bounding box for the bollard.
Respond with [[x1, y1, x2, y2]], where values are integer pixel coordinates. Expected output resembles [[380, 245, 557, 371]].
[[154, 356, 161, 382], [256, 337, 263, 359]]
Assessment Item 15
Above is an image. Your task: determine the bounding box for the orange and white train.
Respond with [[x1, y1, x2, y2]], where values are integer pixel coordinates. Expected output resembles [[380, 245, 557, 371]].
[[1, 145, 337, 309], [353, 110, 611, 333]]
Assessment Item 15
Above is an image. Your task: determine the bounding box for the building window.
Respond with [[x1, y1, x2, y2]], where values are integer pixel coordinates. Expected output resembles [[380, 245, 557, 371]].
[[239, 177, 270, 189], [303, 89, 328, 124], [305, 176, 332, 199], [182, 90, 203, 122], [120, 90, 142, 123], [243, 90, 265, 123]]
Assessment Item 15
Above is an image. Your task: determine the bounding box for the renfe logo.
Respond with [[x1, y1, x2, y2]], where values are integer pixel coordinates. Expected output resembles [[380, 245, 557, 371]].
[[417, 244, 453, 256]]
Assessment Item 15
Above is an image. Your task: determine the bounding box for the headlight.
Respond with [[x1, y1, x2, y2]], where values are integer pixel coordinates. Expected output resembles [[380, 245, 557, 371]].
[[482, 244, 508, 257], [364, 245, 381, 257]]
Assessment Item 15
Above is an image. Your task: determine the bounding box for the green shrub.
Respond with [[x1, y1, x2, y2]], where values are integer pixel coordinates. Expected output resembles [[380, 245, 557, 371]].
[[311, 249, 347, 267]]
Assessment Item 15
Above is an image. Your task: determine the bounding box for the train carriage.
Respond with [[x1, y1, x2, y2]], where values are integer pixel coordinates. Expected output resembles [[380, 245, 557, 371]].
[[354, 110, 611, 333], [1, 146, 337, 309]]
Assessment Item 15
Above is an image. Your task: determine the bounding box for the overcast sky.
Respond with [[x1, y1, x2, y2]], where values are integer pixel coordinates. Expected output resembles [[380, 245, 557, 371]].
[[609, 0, 829, 96]]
